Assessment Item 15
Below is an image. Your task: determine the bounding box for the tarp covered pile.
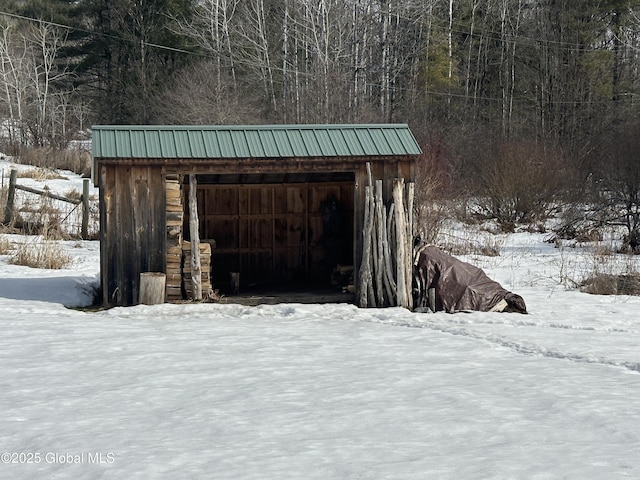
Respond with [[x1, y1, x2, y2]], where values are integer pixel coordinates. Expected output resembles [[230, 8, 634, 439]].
[[413, 240, 527, 314]]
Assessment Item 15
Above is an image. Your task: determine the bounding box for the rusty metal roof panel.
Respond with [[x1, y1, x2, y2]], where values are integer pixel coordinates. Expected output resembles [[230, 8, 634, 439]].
[[91, 124, 421, 159]]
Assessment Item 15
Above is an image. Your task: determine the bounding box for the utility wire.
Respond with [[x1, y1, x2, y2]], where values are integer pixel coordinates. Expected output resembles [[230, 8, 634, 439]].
[[0, 10, 206, 57], [1, 8, 636, 108]]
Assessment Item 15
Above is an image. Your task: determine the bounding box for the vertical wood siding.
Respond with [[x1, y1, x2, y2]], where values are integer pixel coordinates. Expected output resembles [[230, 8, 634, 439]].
[[100, 164, 165, 306]]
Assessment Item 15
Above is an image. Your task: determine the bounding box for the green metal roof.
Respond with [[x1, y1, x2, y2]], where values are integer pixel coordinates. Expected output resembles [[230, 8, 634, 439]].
[[91, 124, 422, 159]]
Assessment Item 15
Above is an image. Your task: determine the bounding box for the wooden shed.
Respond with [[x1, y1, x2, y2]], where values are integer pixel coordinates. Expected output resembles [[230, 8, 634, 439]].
[[92, 124, 421, 307]]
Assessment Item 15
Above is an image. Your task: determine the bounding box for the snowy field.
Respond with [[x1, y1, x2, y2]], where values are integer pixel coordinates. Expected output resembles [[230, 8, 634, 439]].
[[1, 159, 640, 479]]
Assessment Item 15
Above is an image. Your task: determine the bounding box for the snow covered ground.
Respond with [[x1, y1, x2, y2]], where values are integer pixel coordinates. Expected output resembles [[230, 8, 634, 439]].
[[1, 159, 640, 479]]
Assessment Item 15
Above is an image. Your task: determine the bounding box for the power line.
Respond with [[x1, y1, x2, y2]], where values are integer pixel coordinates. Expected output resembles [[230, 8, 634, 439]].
[[0, 10, 207, 57], [2, 5, 632, 59], [1, 7, 636, 108]]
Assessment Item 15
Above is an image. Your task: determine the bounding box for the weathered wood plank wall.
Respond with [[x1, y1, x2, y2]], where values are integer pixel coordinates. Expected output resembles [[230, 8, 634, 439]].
[[99, 164, 165, 306]]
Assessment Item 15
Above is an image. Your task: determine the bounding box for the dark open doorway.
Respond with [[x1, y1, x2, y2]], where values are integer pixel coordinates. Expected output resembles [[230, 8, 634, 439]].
[[183, 173, 355, 296]]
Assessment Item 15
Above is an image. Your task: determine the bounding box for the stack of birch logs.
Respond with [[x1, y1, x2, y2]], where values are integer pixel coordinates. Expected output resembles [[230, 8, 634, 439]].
[[358, 164, 414, 309], [165, 175, 184, 301]]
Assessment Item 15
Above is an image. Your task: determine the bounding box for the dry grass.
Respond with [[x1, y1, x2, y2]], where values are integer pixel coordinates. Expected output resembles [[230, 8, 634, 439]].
[[8, 220, 73, 269], [436, 226, 504, 258], [64, 189, 82, 201], [552, 237, 640, 295], [0, 235, 13, 254], [581, 273, 640, 295], [18, 147, 91, 177], [9, 238, 73, 269], [17, 168, 67, 181]]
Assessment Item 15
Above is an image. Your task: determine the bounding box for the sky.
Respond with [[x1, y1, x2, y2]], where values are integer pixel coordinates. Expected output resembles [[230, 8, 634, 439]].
[[1, 157, 639, 480]]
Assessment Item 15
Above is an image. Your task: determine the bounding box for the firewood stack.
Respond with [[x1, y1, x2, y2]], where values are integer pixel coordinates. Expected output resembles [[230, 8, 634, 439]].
[[182, 241, 213, 299], [165, 175, 184, 301]]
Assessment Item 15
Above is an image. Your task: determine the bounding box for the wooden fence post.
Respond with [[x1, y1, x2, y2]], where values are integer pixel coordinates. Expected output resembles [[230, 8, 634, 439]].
[[3, 169, 17, 225], [81, 178, 89, 239]]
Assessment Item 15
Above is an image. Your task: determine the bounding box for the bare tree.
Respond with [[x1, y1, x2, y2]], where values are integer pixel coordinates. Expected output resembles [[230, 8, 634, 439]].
[[600, 123, 640, 253], [0, 20, 71, 148], [155, 60, 256, 124], [171, 0, 239, 93], [0, 21, 28, 149], [25, 22, 71, 146]]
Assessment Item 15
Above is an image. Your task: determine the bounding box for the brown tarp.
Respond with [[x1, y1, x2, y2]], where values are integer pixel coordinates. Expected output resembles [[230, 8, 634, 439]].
[[413, 241, 527, 314]]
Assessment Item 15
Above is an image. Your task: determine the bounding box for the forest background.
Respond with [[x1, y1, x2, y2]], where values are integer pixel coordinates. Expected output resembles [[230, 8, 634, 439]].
[[1, 0, 640, 244]]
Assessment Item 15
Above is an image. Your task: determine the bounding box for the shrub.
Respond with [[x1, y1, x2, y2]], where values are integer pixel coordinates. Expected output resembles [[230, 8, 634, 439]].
[[474, 141, 566, 225], [550, 204, 606, 244], [454, 131, 571, 228], [414, 144, 451, 244], [18, 147, 91, 177], [436, 225, 503, 258]]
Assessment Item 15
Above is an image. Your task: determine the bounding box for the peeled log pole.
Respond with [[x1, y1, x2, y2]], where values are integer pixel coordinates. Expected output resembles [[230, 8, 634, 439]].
[[358, 185, 374, 307], [188, 174, 202, 300], [405, 182, 414, 310], [393, 178, 411, 309], [357, 166, 415, 309], [381, 203, 396, 304]]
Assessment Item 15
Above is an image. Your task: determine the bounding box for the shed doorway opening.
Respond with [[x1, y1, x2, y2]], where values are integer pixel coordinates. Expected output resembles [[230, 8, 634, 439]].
[[183, 173, 355, 296]]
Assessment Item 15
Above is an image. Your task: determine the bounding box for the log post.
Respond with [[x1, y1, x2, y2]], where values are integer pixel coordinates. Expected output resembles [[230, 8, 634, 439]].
[[358, 184, 374, 307], [139, 272, 166, 305], [374, 180, 385, 306], [393, 178, 410, 309], [405, 182, 415, 310], [188, 174, 202, 300], [381, 202, 396, 304], [81, 178, 90, 239], [3, 169, 17, 225]]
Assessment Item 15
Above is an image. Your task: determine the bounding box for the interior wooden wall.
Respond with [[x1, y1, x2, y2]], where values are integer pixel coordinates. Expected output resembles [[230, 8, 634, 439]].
[[184, 182, 354, 291]]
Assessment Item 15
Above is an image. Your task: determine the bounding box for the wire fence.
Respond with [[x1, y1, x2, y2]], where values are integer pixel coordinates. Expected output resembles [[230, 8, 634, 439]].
[[1, 169, 99, 239]]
